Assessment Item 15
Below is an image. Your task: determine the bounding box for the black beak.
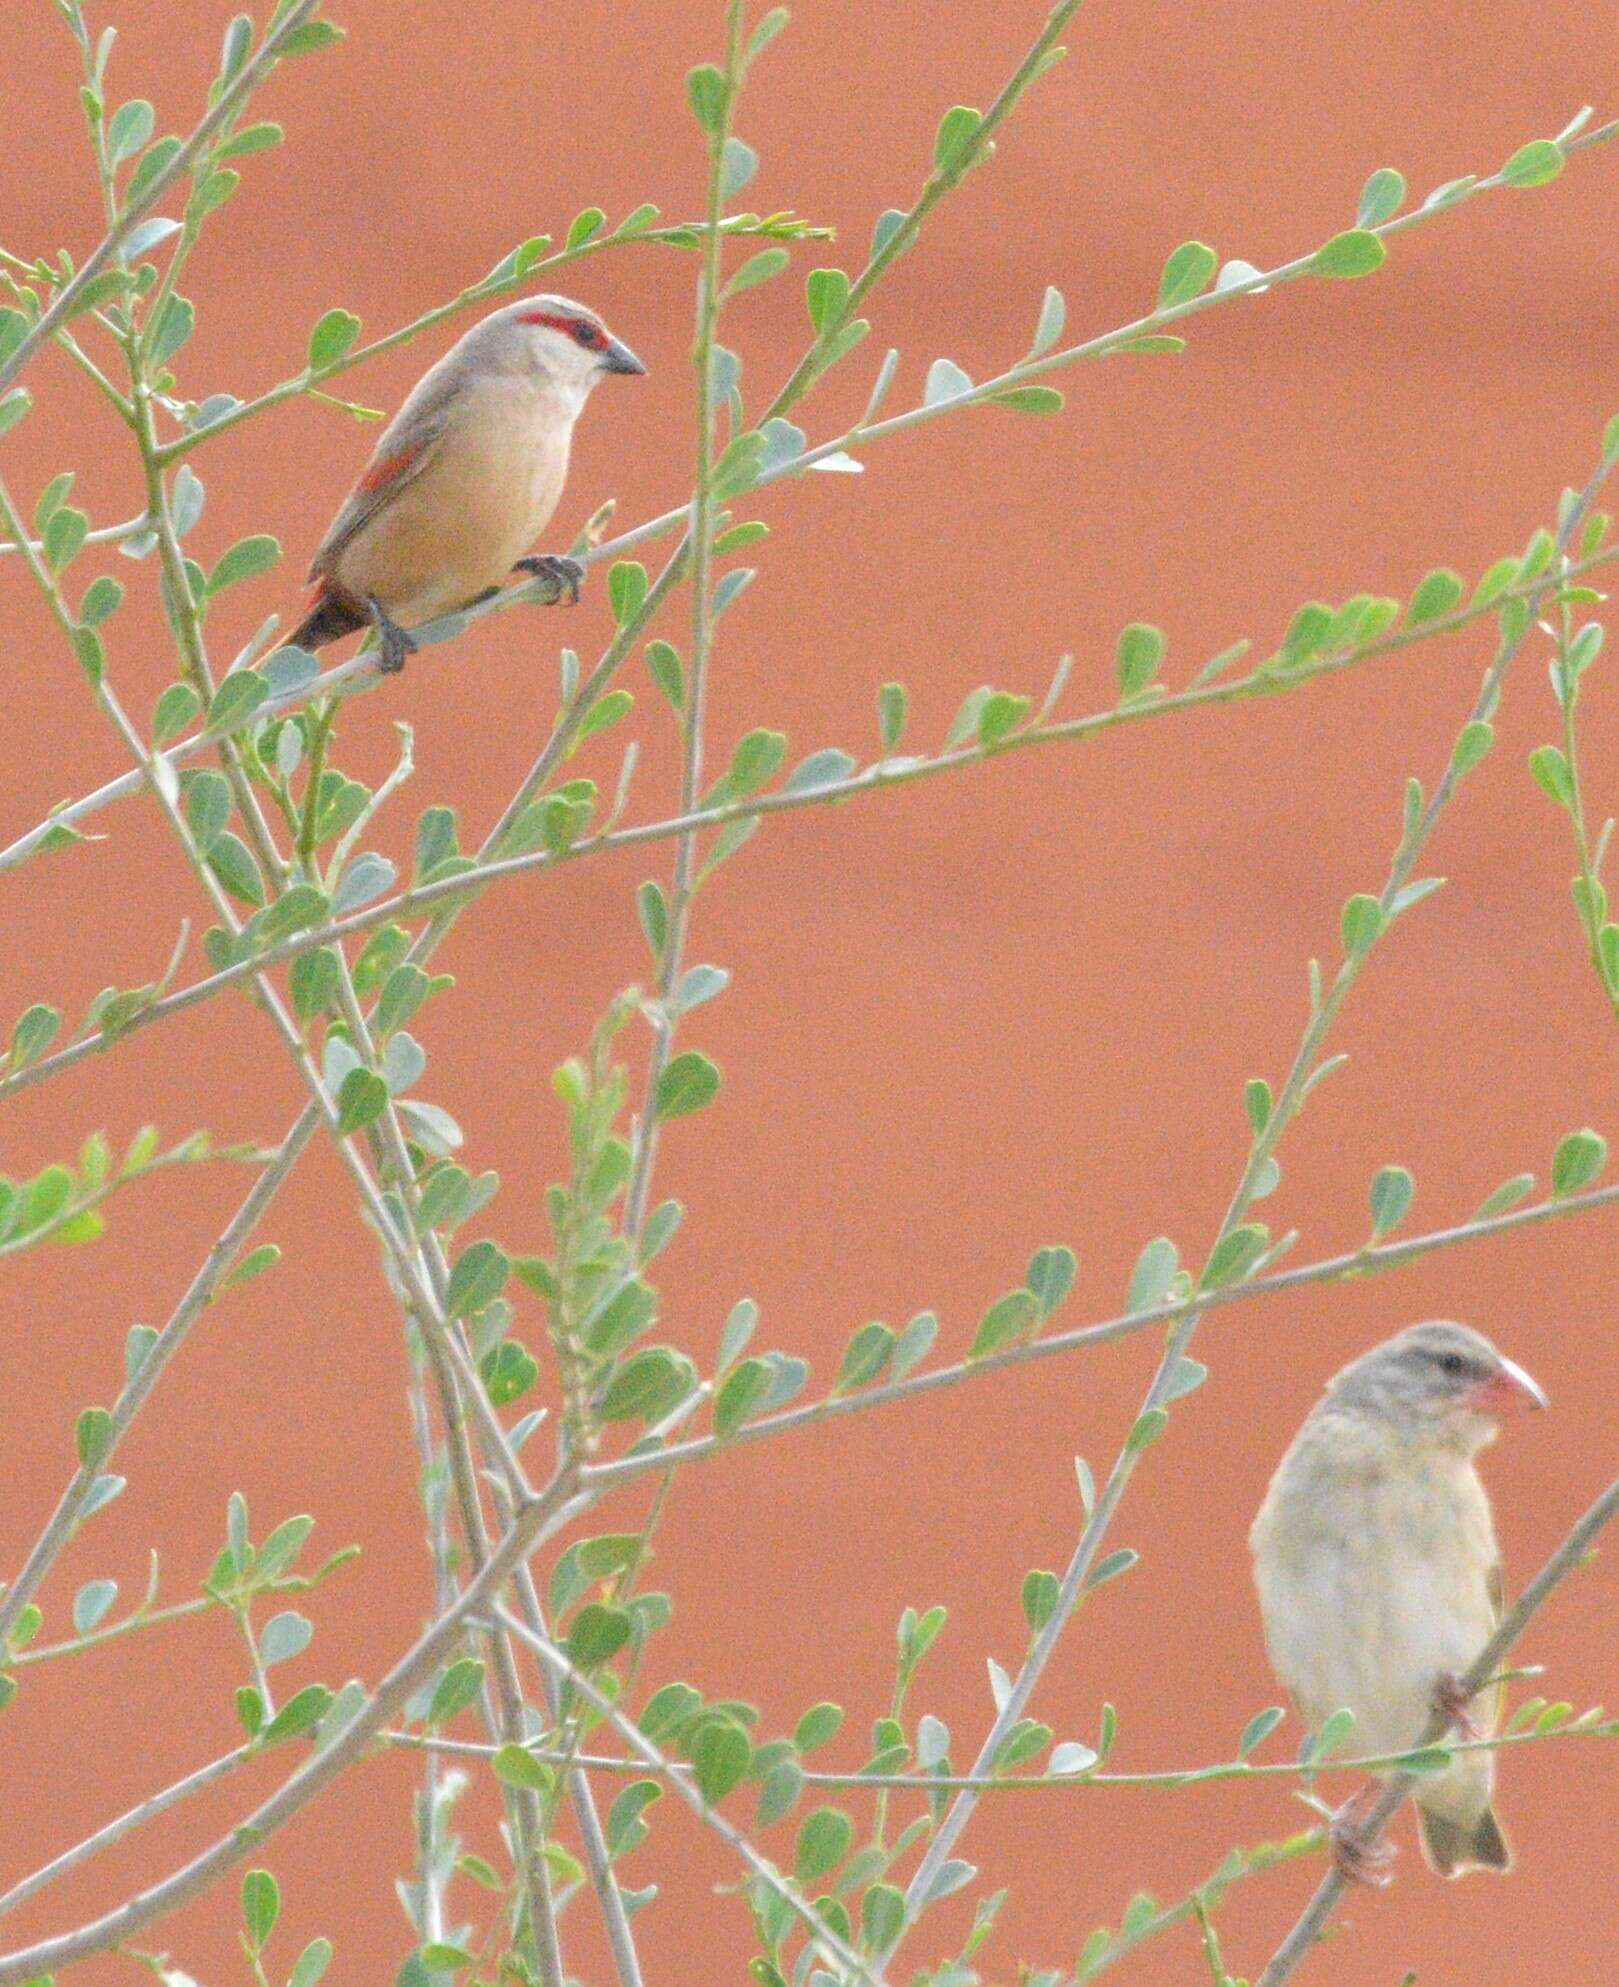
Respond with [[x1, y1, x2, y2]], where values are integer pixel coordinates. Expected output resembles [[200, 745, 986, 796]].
[[602, 337, 647, 377]]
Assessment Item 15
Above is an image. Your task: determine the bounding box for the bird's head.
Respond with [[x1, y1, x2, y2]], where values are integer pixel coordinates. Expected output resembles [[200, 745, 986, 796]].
[[1325, 1320, 1547, 1453], [479, 294, 647, 403]]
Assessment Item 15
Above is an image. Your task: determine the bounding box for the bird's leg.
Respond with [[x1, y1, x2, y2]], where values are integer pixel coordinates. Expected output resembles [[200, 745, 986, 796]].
[[1327, 1784, 1395, 1887], [512, 553, 585, 605], [1431, 1671, 1483, 1741], [365, 594, 419, 676]]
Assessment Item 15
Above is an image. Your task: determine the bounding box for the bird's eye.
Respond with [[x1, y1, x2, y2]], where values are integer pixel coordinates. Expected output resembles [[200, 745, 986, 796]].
[[572, 319, 604, 349], [1437, 1351, 1468, 1377]]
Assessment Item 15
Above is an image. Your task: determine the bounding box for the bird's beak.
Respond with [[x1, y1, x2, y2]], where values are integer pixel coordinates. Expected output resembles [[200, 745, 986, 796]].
[[601, 337, 647, 377], [1472, 1356, 1548, 1417]]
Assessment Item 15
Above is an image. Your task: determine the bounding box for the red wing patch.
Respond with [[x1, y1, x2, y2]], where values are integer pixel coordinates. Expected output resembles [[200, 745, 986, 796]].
[[356, 436, 429, 496]]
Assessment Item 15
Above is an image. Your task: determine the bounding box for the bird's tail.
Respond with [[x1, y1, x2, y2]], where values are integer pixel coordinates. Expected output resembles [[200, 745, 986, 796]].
[[288, 584, 366, 653], [1418, 1802, 1511, 1877]]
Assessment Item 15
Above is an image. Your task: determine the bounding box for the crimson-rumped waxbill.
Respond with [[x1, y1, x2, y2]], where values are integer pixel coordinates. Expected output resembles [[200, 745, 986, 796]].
[[1249, 1320, 1546, 1881], [291, 294, 646, 674]]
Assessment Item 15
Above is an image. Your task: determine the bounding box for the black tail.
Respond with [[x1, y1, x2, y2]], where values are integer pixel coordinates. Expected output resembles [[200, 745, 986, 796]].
[[289, 585, 366, 653]]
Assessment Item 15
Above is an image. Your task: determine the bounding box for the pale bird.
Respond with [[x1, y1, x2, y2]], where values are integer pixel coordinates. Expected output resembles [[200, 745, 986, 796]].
[[1250, 1320, 1546, 1881], [291, 294, 645, 674]]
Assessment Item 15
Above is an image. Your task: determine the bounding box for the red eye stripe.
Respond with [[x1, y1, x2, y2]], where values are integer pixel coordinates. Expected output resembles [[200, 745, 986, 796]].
[[518, 308, 605, 348]]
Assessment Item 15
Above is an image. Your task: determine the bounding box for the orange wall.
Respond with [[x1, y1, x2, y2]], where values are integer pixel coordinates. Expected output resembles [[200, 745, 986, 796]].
[[3, 3, 1619, 1983]]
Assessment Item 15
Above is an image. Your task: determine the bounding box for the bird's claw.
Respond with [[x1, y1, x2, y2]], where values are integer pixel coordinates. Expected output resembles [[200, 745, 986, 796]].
[[1328, 1797, 1395, 1888], [513, 553, 585, 605], [1431, 1671, 1483, 1741], [365, 594, 419, 676]]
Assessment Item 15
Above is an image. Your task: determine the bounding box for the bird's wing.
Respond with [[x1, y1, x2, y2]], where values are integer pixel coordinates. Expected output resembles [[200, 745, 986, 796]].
[[306, 376, 457, 583]]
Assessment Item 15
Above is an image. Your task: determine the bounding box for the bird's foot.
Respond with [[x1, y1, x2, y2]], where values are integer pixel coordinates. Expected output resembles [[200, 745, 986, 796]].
[[365, 595, 419, 676], [513, 553, 585, 605], [1431, 1671, 1482, 1741], [1327, 1789, 1395, 1888]]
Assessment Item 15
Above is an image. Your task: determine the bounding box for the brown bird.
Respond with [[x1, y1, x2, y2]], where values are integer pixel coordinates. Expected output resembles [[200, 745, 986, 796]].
[[1249, 1320, 1546, 1881], [290, 294, 646, 674]]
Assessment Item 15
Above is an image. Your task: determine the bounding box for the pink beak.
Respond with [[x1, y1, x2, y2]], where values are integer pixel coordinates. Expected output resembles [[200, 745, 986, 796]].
[[1470, 1355, 1548, 1417]]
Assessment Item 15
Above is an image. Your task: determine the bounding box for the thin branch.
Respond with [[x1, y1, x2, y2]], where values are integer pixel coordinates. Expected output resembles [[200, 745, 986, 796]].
[[0, 1104, 320, 1651], [11, 525, 1617, 1095], [0, 2, 320, 399], [0, 1744, 253, 1922], [0, 1466, 578, 1987], [490, 1606, 888, 1987]]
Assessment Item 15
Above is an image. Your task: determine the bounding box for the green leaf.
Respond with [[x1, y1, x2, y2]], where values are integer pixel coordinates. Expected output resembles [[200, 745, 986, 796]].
[[795, 1806, 853, 1882], [149, 293, 195, 364], [933, 104, 982, 172], [1125, 1236, 1179, 1314], [492, 1742, 553, 1791], [1474, 1171, 1535, 1220], [757, 1757, 804, 1827], [1407, 567, 1463, 624], [1116, 623, 1165, 700], [1021, 1567, 1059, 1633], [1312, 228, 1385, 278], [73, 1577, 118, 1634], [877, 681, 907, 752], [991, 385, 1064, 414], [1529, 744, 1576, 810], [427, 1656, 486, 1726], [693, 1720, 751, 1803], [9, 1003, 62, 1071], [277, 19, 346, 55], [1340, 892, 1385, 955], [1027, 1244, 1076, 1318], [76, 1406, 113, 1467], [568, 1602, 632, 1668], [259, 1683, 334, 1746], [653, 1051, 720, 1120], [728, 248, 789, 295], [223, 1243, 281, 1290], [686, 63, 727, 132], [0, 389, 32, 439], [968, 1288, 1037, 1358], [606, 1779, 662, 1858], [207, 535, 281, 596], [834, 1321, 894, 1391], [307, 307, 361, 371], [219, 121, 285, 160], [1356, 167, 1406, 226], [1237, 1705, 1285, 1757], [793, 1701, 843, 1752], [566, 205, 606, 248], [108, 98, 156, 165], [1501, 138, 1564, 188], [445, 1239, 509, 1319], [644, 639, 684, 712], [890, 1309, 937, 1379], [608, 560, 648, 625], [1368, 1164, 1414, 1239], [862, 1882, 905, 1953], [713, 1357, 770, 1438], [335, 1067, 387, 1135], [1451, 720, 1494, 776], [976, 691, 1029, 750], [1200, 1224, 1268, 1290], [724, 727, 787, 798], [242, 1868, 279, 1948], [1157, 240, 1217, 308], [1125, 1407, 1168, 1453], [805, 266, 851, 334], [1551, 1128, 1607, 1196], [1088, 1547, 1139, 1590]]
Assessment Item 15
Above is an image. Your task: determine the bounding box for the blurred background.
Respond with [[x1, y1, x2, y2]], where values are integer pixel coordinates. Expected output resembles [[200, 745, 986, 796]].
[[4, 1, 1619, 1980]]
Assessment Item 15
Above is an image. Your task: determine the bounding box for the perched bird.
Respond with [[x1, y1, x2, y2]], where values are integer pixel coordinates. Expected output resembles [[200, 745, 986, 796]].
[[1250, 1320, 1546, 1882], [290, 294, 646, 674]]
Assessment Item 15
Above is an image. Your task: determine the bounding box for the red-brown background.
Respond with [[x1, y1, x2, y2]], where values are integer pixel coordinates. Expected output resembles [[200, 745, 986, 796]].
[[5, 3, 1619, 1982]]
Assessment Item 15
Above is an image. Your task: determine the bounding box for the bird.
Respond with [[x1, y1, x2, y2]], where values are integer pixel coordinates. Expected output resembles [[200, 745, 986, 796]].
[[1249, 1320, 1546, 1883], [289, 294, 646, 674]]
